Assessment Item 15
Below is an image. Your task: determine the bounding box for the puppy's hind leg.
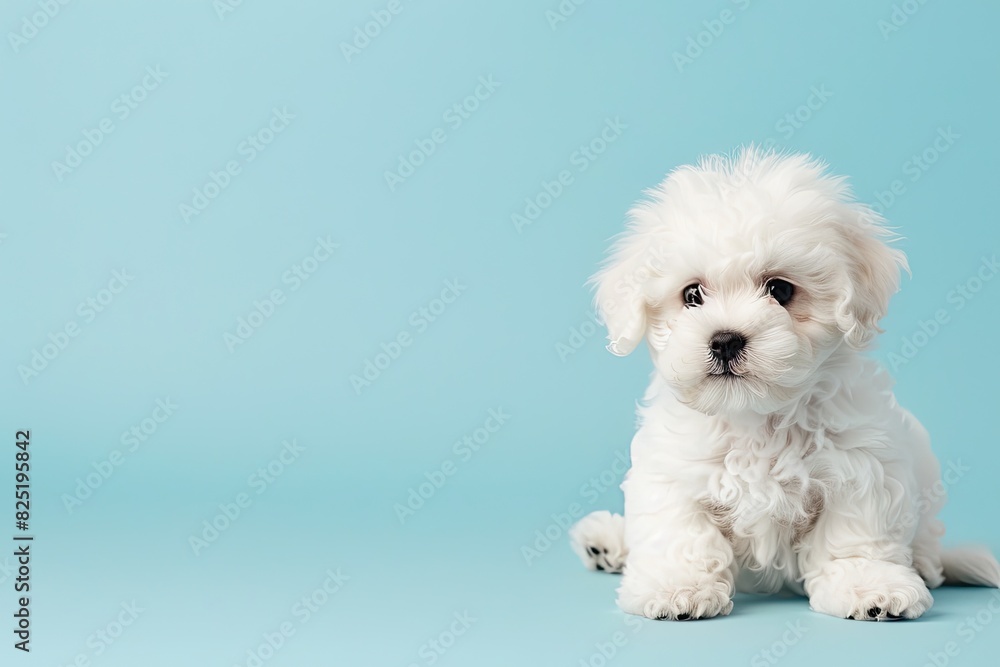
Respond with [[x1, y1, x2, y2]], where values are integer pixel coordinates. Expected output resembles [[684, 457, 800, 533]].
[[570, 511, 626, 573]]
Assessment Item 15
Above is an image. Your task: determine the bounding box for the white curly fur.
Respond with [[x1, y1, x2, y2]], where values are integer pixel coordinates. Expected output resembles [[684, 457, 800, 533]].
[[571, 148, 1000, 621]]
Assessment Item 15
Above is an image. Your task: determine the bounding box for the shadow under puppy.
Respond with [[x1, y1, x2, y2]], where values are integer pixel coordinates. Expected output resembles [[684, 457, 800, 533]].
[[570, 148, 1000, 621]]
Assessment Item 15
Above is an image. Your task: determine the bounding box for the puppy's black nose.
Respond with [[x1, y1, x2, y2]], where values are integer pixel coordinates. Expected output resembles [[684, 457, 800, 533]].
[[709, 331, 746, 363]]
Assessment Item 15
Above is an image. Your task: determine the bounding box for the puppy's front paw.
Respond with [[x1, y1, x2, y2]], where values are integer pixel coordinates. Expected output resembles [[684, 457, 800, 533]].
[[569, 511, 626, 573], [807, 558, 933, 621], [617, 574, 733, 620]]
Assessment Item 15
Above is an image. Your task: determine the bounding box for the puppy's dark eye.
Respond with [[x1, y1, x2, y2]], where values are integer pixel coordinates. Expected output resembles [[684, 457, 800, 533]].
[[683, 283, 703, 307], [766, 278, 794, 306]]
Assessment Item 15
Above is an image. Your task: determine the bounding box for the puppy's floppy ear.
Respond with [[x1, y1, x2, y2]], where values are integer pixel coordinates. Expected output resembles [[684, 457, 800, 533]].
[[590, 229, 658, 357], [836, 205, 908, 349]]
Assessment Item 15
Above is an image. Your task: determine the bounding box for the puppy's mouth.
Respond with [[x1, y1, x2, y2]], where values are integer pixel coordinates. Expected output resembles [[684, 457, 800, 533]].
[[708, 369, 746, 381], [706, 360, 750, 378]]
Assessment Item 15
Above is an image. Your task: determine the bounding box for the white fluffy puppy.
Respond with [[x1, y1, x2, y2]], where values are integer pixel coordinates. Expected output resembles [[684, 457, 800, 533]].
[[570, 148, 999, 621]]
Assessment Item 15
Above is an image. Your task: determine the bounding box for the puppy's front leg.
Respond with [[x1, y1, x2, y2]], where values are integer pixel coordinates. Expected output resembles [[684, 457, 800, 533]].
[[617, 472, 735, 620], [799, 486, 933, 621]]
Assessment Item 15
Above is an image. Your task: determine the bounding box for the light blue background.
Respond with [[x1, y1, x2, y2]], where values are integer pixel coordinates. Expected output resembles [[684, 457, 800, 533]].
[[2, 0, 999, 665]]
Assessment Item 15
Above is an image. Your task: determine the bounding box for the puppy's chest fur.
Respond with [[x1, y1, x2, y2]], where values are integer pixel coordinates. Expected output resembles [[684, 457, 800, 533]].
[[700, 425, 826, 590]]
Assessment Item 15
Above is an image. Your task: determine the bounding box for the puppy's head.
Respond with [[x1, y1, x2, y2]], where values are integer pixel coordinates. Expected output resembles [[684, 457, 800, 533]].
[[594, 148, 906, 415]]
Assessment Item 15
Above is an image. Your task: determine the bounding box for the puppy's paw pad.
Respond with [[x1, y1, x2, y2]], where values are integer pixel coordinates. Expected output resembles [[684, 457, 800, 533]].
[[849, 607, 904, 622], [844, 588, 931, 621], [627, 584, 733, 621], [569, 512, 626, 573]]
